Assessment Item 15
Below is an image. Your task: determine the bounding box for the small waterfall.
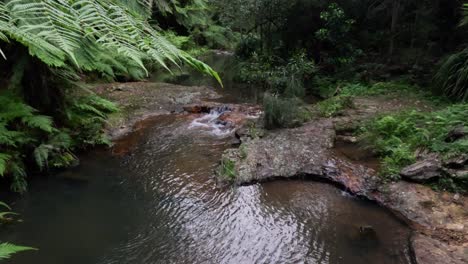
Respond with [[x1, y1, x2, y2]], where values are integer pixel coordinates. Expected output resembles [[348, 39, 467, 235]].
[[188, 106, 235, 137]]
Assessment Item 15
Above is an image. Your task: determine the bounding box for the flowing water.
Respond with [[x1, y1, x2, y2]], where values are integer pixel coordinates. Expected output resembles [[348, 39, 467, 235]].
[[1, 53, 413, 264]]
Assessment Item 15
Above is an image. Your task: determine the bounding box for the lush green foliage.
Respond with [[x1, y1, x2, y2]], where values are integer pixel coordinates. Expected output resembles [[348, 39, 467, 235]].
[[0, 91, 117, 192], [238, 52, 315, 96], [0, 0, 221, 83], [435, 48, 468, 101], [361, 104, 468, 185], [0, 243, 35, 261]]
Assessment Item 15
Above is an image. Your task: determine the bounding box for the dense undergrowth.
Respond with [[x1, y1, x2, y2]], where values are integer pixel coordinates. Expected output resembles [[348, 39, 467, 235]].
[[0, 91, 117, 192], [360, 104, 468, 192]]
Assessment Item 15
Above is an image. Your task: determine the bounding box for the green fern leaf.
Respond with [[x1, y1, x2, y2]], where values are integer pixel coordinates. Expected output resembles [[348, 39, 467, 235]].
[[0, 153, 11, 177], [33, 144, 51, 171], [21, 115, 53, 133], [0, 243, 36, 260]]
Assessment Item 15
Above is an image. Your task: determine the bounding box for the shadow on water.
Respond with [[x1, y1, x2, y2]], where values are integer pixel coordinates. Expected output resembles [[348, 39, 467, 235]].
[[1, 52, 413, 264]]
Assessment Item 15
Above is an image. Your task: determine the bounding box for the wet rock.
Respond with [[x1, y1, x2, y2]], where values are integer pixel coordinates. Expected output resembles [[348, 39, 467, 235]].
[[220, 119, 336, 184], [446, 126, 467, 142], [217, 93, 467, 262], [400, 157, 442, 182], [411, 234, 468, 264]]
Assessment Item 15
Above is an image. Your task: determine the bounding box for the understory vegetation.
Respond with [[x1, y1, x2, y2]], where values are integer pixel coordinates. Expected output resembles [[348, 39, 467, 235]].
[[361, 105, 467, 178]]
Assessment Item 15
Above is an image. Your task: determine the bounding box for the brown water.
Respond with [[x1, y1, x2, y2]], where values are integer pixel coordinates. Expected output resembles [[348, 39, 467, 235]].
[[1, 53, 413, 264]]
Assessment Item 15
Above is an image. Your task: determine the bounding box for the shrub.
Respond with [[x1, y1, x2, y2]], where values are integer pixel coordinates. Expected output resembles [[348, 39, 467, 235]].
[[263, 94, 310, 129], [434, 48, 468, 101], [236, 34, 262, 58], [237, 51, 316, 99]]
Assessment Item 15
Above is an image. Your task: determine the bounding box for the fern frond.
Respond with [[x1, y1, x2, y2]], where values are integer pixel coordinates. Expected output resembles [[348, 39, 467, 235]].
[[0, 0, 221, 81], [21, 115, 54, 133], [0, 243, 36, 260], [33, 144, 52, 171], [0, 154, 11, 177]]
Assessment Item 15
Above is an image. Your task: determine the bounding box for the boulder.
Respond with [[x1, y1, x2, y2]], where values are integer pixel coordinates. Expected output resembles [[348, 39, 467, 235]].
[[400, 157, 442, 182]]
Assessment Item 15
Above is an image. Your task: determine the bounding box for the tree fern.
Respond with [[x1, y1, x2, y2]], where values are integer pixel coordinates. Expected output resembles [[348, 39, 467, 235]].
[[0, 0, 221, 84]]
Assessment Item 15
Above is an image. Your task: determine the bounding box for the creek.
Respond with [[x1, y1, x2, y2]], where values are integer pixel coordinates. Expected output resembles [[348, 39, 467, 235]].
[[1, 53, 413, 264]]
